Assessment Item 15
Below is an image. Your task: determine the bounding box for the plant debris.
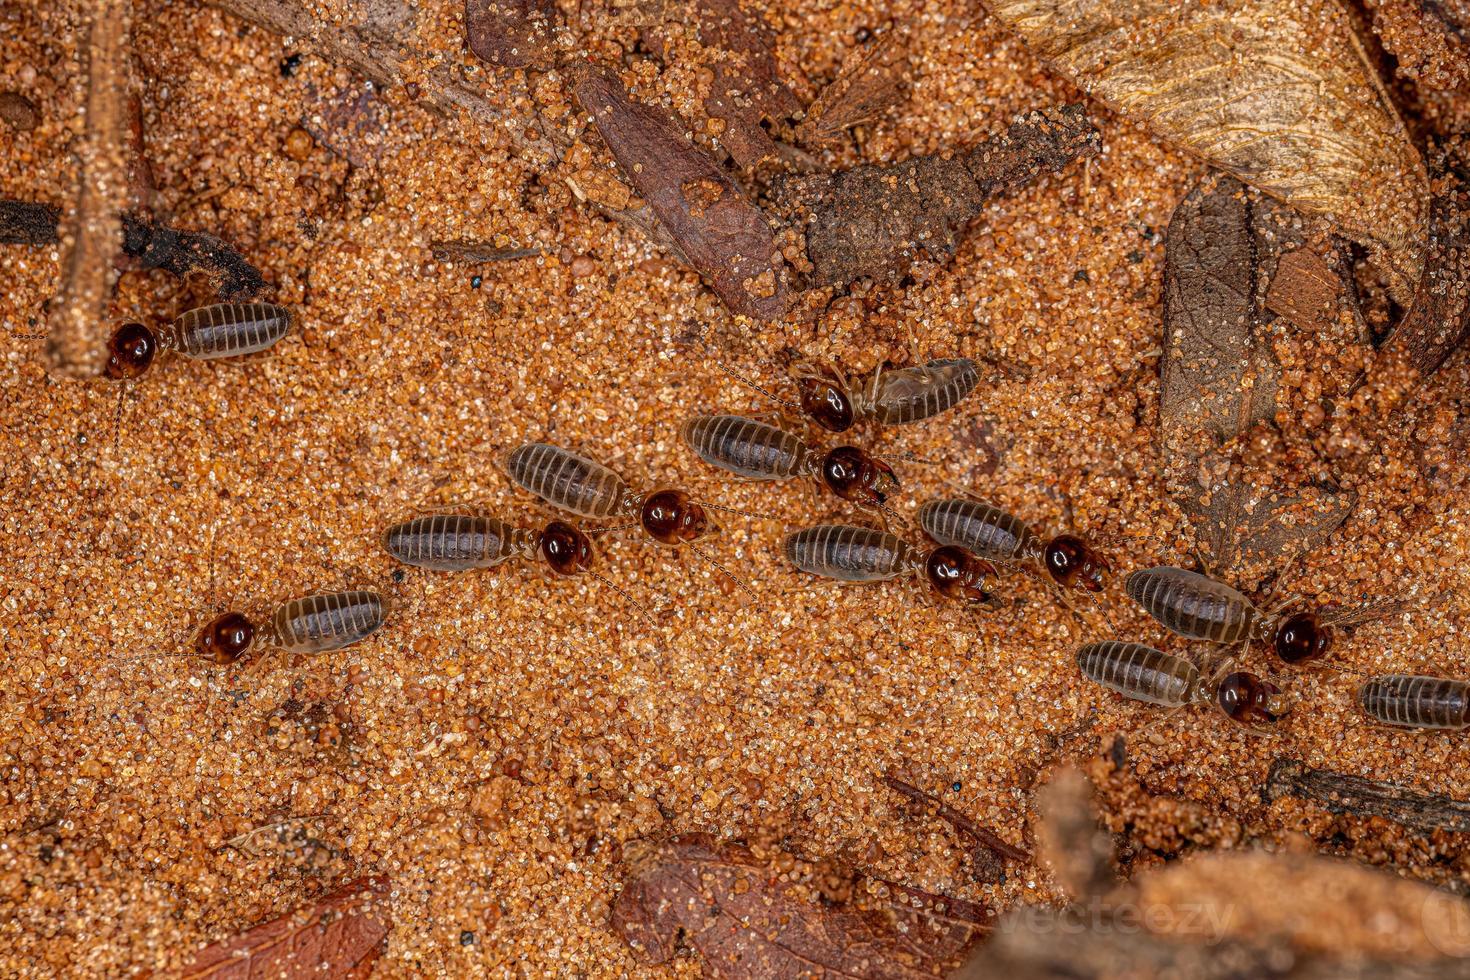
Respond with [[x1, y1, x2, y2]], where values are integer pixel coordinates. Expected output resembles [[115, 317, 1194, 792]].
[[882, 774, 1031, 875], [797, 28, 910, 146], [772, 104, 1098, 289], [1160, 174, 1359, 576], [1265, 758, 1470, 834], [429, 240, 542, 263], [985, 0, 1430, 305], [574, 67, 790, 320], [46, 0, 131, 378], [610, 834, 990, 977], [0, 91, 38, 132], [465, 0, 561, 71], [643, 0, 802, 171], [176, 876, 390, 978]]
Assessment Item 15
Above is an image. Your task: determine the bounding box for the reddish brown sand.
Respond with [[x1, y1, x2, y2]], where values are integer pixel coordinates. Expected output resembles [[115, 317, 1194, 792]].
[[1, 1, 1468, 976]]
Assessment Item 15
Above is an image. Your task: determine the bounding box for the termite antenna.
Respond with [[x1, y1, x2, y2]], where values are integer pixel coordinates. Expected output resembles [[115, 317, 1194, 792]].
[[699, 500, 785, 523], [586, 522, 641, 536], [587, 568, 660, 628], [688, 541, 760, 605], [109, 382, 130, 464], [878, 450, 945, 467], [682, 337, 802, 414], [877, 502, 912, 531]]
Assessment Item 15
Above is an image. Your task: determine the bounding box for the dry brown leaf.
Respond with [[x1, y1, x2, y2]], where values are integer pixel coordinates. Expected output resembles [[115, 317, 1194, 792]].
[[986, 0, 1429, 304], [797, 30, 910, 146], [610, 834, 990, 978], [176, 877, 390, 979]]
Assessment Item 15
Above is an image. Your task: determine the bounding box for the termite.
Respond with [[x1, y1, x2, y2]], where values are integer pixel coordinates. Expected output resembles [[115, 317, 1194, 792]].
[[782, 524, 997, 605], [679, 414, 904, 523], [1124, 566, 1392, 668], [1358, 674, 1470, 731], [503, 442, 757, 600], [134, 589, 388, 667], [104, 302, 294, 379], [382, 512, 652, 618], [918, 497, 1111, 593], [1076, 640, 1288, 732], [697, 342, 979, 433]]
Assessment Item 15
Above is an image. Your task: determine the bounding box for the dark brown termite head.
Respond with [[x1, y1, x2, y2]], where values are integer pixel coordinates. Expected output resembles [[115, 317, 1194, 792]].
[[925, 546, 996, 605], [820, 446, 899, 505], [195, 611, 256, 665], [1216, 671, 1289, 728], [796, 375, 855, 432], [1273, 612, 1332, 665], [539, 520, 594, 576], [640, 489, 711, 545], [105, 321, 159, 380], [1042, 534, 1111, 592]]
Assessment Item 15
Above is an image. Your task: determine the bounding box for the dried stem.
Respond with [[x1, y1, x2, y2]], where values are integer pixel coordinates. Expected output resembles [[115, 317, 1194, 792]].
[[46, 0, 131, 378], [1265, 758, 1470, 833], [882, 774, 1031, 864]]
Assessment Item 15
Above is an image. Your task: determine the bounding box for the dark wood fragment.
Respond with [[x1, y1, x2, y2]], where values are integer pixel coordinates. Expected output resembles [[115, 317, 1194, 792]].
[[430, 240, 542, 263], [773, 104, 1098, 288], [1, 200, 265, 299], [177, 876, 390, 978], [882, 774, 1030, 864], [1265, 758, 1470, 833], [575, 68, 789, 320], [610, 834, 988, 977], [1160, 174, 1359, 574], [465, 0, 559, 70]]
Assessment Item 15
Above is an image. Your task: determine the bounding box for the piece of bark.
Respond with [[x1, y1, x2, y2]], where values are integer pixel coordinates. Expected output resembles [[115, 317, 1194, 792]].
[[176, 876, 390, 978], [985, 0, 1430, 306], [773, 104, 1098, 289], [1365, 0, 1470, 90], [1, 201, 265, 299], [1380, 135, 1470, 379], [1035, 764, 1117, 902], [575, 68, 789, 320], [429, 240, 541, 263], [0, 91, 38, 132], [797, 30, 909, 146], [882, 774, 1030, 866], [126, 94, 156, 215], [610, 834, 989, 978], [1265, 758, 1470, 833], [46, 0, 131, 379], [1161, 174, 1359, 575], [465, 0, 560, 71], [644, 0, 802, 171]]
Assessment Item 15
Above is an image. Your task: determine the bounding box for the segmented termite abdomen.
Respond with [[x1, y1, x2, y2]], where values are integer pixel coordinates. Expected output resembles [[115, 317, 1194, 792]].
[[270, 590, 386, 653], [918, 498, 1039, 565], [168, 303, 293, 359], [1125, 567, 1257, 644], [680, 415, 807, 480], [1358, 675, 1470, 731], [870, 358, 980, 425], [383, 515, 518, 571], [1077, 641, 1199, 707], [783, 524, 908, 583], [505, 443, 631, 520]]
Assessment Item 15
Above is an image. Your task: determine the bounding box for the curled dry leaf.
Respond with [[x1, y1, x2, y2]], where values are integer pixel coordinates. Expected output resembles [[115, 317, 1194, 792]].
[[611, 834, 990, 978], [986, 0, 1429, 304], [574, 68, 790, 320], [797, 29, 910, 146], [464, 0, 560, 71], [1364, 0, 1470, 90], [773, 104, 1098, 288], [644, 0, 802, 171], [1161, 174, 1359, 576], [176, 876, 390, 979]]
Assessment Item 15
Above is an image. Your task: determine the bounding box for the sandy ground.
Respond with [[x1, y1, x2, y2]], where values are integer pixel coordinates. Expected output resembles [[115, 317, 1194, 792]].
[[2, 0, 1468, 975]]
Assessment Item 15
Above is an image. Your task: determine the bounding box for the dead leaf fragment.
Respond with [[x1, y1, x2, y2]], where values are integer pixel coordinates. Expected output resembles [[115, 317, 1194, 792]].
[[465, 0, 559, 70], [798, 30, 910, 146], [987, 0, 1429, 304], [611, 834, 989, 978], [177, 876, 390, 979]]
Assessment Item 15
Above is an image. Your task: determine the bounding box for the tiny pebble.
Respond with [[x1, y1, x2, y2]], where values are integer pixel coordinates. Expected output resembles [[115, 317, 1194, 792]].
[[570, 255, 597, 277], [284, 126, 314, 161]]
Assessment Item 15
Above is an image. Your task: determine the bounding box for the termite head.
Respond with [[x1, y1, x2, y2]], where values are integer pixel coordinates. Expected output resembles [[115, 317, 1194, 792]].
[[924, 546, 996, 605], [1273, 612, 1332, 665], [796, 376, 854, 432], [195, 611, 256, 665], [539, 520, 594, 576], [640, 489, 710, 545], [820, 446, 899, 506], [1215, 671, 1289, 729], [1043, 535, 1111, 592], [105, 321, 159, 380]]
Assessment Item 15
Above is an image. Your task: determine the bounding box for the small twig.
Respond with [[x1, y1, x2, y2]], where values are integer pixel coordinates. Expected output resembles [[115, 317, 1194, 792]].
[[46, 0, 132, 378], [882, 774, 1031, 864], [1265, 758, 1470, 834], [428, 240, 542, 264]]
